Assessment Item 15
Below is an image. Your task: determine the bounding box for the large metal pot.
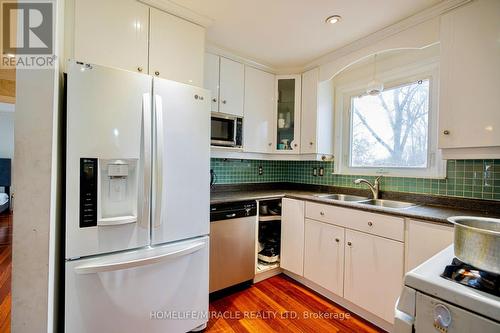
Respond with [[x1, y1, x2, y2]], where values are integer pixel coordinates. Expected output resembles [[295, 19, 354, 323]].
[[448, 216, 500, 274]]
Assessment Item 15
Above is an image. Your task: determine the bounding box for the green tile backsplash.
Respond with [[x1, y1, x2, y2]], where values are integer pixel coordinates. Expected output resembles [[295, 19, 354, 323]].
[[211, 158, 500, 201], [211, 159, 287, 184]]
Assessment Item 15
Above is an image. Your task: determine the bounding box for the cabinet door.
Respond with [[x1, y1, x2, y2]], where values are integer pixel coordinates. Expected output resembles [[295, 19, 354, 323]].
[[219, 57, 244, 116], [304, 219, 344, 296], [149, 8, 205, 86], [275, 75, 301, 152], [243, 66, 275, 153], [204, 53, 220, 112], [344, 229, 404, 324], [300, 68, 318, 154], [74, 0, 149, 73], [406, 219, 453, 273], [281, 198, 305, 276], [439, 0, 500, 149]]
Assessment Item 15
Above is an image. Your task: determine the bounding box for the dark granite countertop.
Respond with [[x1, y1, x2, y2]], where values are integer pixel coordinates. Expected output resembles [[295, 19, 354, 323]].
[[210, 183, 500, 226]]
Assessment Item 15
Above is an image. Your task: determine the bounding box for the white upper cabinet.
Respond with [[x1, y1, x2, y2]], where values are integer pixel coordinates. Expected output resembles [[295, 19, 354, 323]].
[[219, 58, 245, 116], [72, 0, 205, 86], [300, 68, 318, 154], [438, 0, 500, 151], [280, 198, 305, 276], [275, 75, 301, 152], [243, 66, 275, 153], [300, 68, 334, 155], [149, 8, 205, 86], [73, 0, 149, 73], [204, 55, 244, 116], [204, 53, 220, 112], [344, 229, 404, 324]]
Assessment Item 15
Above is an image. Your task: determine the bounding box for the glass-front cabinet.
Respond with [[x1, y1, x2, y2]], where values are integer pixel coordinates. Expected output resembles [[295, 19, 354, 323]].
[[275, 75, 301, 152]]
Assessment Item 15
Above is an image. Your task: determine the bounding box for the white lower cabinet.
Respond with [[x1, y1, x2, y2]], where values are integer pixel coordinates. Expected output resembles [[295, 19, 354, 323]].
[[405, 219, 453, 272], [344, 229, 404, 324], [304, 219, 344, 297], [280, 198, 305, 276]]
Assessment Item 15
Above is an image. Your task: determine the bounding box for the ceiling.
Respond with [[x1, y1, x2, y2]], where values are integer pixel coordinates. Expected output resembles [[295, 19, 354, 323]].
[[171, 0, 443, 69]]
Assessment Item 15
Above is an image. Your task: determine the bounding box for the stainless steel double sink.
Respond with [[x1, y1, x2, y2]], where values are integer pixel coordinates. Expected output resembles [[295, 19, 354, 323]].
[[315, 193, 418, 209]]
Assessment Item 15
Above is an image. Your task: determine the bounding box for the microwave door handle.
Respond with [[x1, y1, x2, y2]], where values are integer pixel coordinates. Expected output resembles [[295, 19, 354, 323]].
[[233, 119, 237, 146], [140, 93, 152, 230], [153, 94, 164, 228]]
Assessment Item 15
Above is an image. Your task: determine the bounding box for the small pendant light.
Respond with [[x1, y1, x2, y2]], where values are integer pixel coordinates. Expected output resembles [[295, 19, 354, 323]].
[[366, 54, 384, 96]]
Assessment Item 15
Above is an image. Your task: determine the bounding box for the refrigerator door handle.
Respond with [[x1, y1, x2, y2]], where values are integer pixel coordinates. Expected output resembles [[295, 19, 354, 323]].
[[140, 93, 152, 230], [74, 241, 206, 274], [153, 94, 164, 228]]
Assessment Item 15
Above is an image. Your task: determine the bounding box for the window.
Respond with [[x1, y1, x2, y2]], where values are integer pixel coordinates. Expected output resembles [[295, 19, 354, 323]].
[[350, 79, 429, 168], [335, 63, 445, 178]]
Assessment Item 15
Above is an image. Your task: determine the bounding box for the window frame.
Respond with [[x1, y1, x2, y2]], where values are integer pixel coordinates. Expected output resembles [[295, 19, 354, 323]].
[[334, 60, 445, 178]]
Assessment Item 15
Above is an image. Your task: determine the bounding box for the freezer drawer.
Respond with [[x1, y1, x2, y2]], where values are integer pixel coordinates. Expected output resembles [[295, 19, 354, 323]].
[[65, 236, 209, 333]]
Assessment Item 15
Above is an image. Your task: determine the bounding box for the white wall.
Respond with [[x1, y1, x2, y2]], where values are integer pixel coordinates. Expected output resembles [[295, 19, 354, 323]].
[[318, 17, 440, 82], [12, 0, 64, 332], [0, 111, 14, 159]]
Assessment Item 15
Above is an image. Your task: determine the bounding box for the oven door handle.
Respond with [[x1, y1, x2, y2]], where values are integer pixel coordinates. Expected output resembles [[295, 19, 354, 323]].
[[394, 298, 414, 333]]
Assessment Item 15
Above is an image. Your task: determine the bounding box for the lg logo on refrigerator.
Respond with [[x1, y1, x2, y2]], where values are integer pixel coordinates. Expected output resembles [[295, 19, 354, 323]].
[[1, 1, 55, 68]]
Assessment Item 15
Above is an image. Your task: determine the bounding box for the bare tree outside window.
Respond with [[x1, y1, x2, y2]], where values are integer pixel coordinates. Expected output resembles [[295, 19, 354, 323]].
[[350, 79, 430, 168]]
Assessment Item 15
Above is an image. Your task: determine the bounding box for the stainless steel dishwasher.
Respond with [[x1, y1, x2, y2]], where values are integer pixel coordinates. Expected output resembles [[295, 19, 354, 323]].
[[209, 200, 257, 293]]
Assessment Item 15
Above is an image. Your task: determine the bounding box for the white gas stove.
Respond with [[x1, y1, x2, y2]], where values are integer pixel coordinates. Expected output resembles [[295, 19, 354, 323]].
[[395, 245, 500, 333]]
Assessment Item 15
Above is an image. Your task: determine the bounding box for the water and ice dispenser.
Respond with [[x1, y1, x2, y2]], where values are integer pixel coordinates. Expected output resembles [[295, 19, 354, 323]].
[[79, 158, 139, 228]]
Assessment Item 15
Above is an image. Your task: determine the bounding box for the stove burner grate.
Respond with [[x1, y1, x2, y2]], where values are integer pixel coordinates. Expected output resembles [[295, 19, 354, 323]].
[[441, 258, 500, 297]]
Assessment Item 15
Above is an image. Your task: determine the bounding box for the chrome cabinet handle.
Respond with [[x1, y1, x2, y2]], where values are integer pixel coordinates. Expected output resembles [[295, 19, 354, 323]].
[[154, 71, 160, 76], [212, 98, 217, 102], [443, 130, 450, 135], [347, 242, 352, 246], [137, 66, 143, 72], [320, 211, 325, 216], [368, 221, 373, 226], [335, 238, 340, 243]]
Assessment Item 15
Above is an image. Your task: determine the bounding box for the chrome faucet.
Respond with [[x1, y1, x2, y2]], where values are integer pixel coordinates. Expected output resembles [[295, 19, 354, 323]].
[[354, 176, 382, 199]]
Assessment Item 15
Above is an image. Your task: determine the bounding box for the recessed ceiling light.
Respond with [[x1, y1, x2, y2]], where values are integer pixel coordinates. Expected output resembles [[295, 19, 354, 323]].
[[325, 15, 342, 25]]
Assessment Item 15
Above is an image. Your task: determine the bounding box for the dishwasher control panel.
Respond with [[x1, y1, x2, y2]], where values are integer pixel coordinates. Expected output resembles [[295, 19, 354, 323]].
[[210, 201, 257, 221]]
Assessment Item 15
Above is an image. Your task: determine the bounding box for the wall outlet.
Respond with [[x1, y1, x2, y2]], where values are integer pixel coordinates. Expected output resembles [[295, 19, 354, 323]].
[[258, 165, 263, 175], [313, 167, 318, 177], [319, 167, 324, 176]]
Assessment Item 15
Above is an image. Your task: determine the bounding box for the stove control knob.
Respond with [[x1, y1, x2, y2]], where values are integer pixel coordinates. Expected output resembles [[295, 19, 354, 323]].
[[433, 304, 451, 332]]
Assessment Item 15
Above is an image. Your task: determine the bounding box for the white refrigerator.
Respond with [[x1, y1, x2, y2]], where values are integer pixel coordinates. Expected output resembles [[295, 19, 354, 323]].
[[64, 60, 210, 333]]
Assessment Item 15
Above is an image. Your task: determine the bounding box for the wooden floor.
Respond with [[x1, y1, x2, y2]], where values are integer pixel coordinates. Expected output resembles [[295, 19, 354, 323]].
[[207, 274, 385, 333], [0, 212, 11, 333]]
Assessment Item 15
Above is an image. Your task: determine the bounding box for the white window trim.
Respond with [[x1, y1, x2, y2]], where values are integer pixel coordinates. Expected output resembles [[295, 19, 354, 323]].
[[334, 60, 445, 178]]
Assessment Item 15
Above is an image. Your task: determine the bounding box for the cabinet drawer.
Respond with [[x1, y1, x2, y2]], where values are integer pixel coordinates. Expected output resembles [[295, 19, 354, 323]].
[[305, 202, 404, 241]]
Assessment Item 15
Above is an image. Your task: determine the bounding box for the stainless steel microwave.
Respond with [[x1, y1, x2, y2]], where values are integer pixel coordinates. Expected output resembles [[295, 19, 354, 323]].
[[211, 114, 243, 147]]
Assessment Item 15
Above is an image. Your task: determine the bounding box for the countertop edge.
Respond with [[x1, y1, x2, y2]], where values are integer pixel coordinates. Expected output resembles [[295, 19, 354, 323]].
[[209, 190, 500, 226]]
